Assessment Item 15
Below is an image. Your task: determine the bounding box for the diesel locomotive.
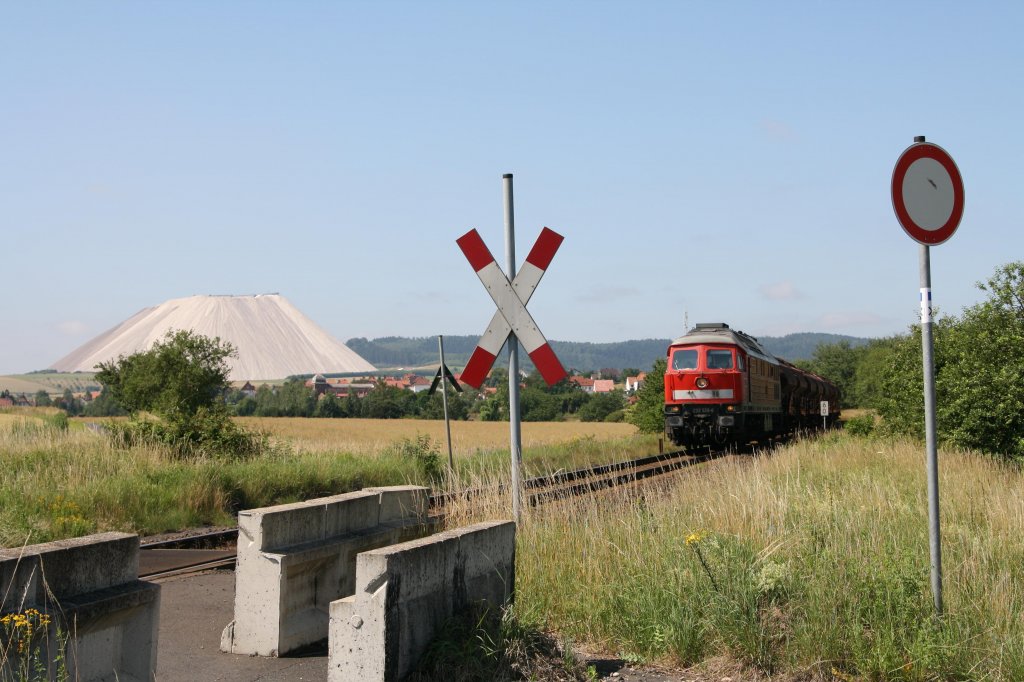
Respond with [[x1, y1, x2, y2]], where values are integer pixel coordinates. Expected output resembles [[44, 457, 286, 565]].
[[663, 322, 840, 447]]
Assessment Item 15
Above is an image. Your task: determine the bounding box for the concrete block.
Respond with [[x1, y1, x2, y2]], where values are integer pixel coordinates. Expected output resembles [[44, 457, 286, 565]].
[[221, 485, 436, 657], [0, 532, 159, 682], [329, 519, 516, 682]]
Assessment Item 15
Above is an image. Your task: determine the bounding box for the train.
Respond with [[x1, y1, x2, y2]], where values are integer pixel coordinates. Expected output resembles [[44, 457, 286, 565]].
[[663, 322, 841, 448]]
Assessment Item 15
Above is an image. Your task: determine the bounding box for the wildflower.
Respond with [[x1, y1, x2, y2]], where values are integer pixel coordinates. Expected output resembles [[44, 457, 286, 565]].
[[685, 531, 704, 546]]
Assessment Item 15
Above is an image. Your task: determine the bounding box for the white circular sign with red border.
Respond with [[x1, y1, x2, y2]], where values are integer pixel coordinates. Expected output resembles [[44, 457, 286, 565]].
[[891, 141, 965, 245]]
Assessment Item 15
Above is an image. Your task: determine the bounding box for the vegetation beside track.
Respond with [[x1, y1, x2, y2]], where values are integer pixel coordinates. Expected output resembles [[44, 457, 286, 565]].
[[0, 411, 652, 546], [448, 431, 1024, 680]]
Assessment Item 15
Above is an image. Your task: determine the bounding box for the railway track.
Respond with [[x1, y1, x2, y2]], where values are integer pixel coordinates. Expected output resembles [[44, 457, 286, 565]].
[[139, 444, 742, 579]]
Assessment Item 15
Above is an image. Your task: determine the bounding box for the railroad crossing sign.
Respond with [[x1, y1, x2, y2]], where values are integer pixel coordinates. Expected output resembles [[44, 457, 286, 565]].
[[891, 141, 965, 245], [457, 226, 568, 388], [427, 364, 461, 396]]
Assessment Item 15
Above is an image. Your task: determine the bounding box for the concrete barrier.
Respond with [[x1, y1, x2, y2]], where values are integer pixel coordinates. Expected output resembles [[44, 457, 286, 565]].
[[329, 519, 515, 682], [0, 532, 160, 682], [220, 485, 436, 657]]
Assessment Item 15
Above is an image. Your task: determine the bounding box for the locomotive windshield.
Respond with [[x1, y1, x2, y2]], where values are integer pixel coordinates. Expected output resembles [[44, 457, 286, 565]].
[[671, 349, 698, 370], [706, 349, 734, 369]]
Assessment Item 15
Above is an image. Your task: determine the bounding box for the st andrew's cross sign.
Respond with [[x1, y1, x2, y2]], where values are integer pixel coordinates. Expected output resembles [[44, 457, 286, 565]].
[[456, 227, 568, 388]]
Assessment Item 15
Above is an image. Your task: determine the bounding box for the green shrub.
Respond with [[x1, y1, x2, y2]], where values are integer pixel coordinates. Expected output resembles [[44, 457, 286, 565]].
[[387, 434, 443, 482], [42, 412, 69, 432], [843, 413, 875, 437], [105, 411, 274, 461]]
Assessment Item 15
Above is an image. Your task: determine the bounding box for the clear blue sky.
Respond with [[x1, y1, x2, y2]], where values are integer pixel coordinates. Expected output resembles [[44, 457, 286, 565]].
[[3, 2, 1021, 375]]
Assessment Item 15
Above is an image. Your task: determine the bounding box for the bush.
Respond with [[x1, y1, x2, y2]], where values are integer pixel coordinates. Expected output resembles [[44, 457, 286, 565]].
[[387, 434, 443, 482], [627, 358, 666, 433], [42, 412, 69, 432], [578, 392, 626, 423], [843, 413, 875, 437], [105, 411, 273, 460], [868, 262, 1024, 459]]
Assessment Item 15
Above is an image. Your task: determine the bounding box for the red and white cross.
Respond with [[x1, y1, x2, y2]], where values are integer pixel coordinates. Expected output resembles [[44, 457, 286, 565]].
[[456, 227, 568, 388]]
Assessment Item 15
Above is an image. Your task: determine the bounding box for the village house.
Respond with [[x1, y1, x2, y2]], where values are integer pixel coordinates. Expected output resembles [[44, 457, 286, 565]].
[[625, 372, 646, 393], [383, 374, 433, 393], [568, 377, 616, 394]]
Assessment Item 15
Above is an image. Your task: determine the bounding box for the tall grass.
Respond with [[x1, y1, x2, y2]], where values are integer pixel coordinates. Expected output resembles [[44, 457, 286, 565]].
[[0, 413, 653, 545], [0, 421, 413, 545], [448, 433, 1024, 680]]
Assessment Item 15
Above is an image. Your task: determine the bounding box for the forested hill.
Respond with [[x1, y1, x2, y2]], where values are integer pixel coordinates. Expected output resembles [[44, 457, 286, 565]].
[[346, 332, 871, 372]]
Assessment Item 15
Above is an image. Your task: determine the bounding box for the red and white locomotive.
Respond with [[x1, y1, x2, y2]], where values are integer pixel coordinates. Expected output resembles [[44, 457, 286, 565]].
[[663, 323, 840, 447]]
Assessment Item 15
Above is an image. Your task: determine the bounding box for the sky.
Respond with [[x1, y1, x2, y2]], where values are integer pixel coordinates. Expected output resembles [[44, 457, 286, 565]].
[[3, 2, 1022, 375]]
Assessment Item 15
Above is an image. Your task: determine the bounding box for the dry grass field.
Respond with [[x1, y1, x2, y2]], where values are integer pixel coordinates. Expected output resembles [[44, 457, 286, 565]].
[[237, 416, 639, 456]]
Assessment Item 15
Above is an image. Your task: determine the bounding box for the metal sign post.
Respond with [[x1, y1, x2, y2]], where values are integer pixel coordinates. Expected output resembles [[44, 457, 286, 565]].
[[456, 174, 568, 523], [438, 335, 454, 471], [891, 135, 965, 616], [919, 244, 941, 614], [503, 174, 524, 521], [820, 400, 829, 431]]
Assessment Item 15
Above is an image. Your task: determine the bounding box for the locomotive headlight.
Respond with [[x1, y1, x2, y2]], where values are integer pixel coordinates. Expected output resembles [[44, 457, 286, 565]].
[[726, 405, 735, 412], [695, 377, 709, 389]]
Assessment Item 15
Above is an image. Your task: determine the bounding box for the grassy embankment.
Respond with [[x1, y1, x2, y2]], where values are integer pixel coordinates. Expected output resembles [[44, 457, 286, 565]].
[[7, 407, 1022, 678], [438, 432, 1024, 680], [0, 410, 646, 546]]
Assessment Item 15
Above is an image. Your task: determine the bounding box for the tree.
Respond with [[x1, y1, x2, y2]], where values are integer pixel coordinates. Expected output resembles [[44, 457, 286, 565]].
[[798, 341, 865, 407], [478, 396, 503, 421], [868, 262, 1024, 459], [362, 384, 415, 419], [34, 390, 52, 407], [55, 388, 82, 416], [416, 390, 470, 421], [520, 386, 563, 421], [935, 263, 1024, 458], [627, 358, 666, 433], [94, 330, 258, 458], [96, 329, 235, 422], [851, 337, 904, 411], [314, 393, 345, 418], [578, 391, 626, 422], [82, 386, 127, 417]]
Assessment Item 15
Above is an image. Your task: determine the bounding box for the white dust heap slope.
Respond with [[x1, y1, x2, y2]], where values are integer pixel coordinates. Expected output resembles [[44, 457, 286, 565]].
[[50, 294, 377, 381]]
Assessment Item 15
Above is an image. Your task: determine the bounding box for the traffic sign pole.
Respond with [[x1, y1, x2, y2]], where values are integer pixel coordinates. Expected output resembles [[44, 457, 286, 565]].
[[503, 173, 524, 522], [920, 241, 943, 615], [892, 134, 964, 617], [438, 335, 454, 471]]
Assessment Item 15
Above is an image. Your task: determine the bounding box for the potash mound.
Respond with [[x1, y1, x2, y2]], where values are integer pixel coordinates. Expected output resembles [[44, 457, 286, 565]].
[[50, 294, 377, 381]]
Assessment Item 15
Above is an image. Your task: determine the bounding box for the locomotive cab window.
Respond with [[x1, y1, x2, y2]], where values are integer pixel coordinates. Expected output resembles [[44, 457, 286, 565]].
[[706, 349, 733, 369], [672, 349, 698, 370]]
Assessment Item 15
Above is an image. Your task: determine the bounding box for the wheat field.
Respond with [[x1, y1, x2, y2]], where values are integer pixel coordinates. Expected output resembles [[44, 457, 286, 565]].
[[237, 416, 638, 455]]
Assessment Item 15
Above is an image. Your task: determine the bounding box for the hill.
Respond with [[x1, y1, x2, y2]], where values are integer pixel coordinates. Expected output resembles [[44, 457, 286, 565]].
[[346, 332, 871, 373], [50, 294, 376, 381], [759, 332, 871, 360], [0, 372, 99, 396]]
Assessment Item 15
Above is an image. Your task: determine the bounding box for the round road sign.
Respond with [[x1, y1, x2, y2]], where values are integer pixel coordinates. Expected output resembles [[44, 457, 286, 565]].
[[891, 141, 964, 245]]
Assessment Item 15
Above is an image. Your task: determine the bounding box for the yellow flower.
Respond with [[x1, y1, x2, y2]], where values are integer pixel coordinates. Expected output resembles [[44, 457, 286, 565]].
[[685, 531, 704, 546]]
